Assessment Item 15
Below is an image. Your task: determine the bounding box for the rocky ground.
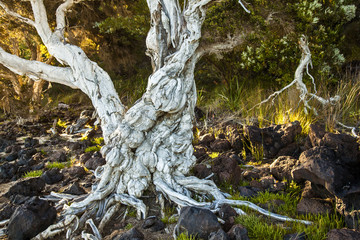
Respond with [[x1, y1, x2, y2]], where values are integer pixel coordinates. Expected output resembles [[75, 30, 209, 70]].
[[0, 104, 360, 240]]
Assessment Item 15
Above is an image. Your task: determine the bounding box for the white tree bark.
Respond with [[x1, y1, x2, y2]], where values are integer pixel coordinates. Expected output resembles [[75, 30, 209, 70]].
[[0, 1, 310, 239]]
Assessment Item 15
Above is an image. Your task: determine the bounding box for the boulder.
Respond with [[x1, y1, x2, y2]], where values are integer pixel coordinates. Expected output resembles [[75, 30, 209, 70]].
[[175, 206, 222, 239], [296, 198, 332, 215], [4, 177, 45, 198], [291, 146, 344, 195], [7, 197, 56, 240]]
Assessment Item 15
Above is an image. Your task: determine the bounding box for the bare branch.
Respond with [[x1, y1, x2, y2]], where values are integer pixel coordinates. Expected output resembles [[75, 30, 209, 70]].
[[0, 46, 78, 89], [0, 1, 35, 26], [196, 33, 247, 59], [29, 0, 52, 42], [55, 0, 84, 39]]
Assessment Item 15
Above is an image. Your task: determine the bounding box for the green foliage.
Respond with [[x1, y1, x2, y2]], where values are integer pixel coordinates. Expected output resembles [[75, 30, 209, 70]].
[[236, 214, 287, 239], [124, 223, 133, 230], [161, 206, 178, 224], [176, 233, 197, 240], [22, 170, 43, 178], [198, 0, 358, 96], [46, 161, 66, 170], [84, 145, 102, 153], [91, 137, 104, 145]]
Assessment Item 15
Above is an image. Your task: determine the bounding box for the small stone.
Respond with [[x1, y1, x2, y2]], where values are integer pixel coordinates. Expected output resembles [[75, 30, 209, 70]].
[[209, 229, 230, 240], [227, 224, 250, 240], [200, 133, 215, 146], [85, 156, 106, 170], [80, 152, 93, 164], [142, 216, 165, 232], [63, 166, 86, 178], [193, 164, 212, 179], [210, 139, 232, 152], [63, 182, 87, 195], [283, 232, 306, 240], [47, 150, 67, 162], [41, 168, 63, 184], [115, 227, 144, 240], [242, 171, 260, 181], [238, 186, 259, 198], [219, 204, 238, 232], [326, 228, 360, 240]]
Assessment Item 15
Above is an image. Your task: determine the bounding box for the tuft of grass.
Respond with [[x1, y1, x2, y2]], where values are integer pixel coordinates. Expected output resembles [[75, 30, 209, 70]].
[[176, 233, 197, 240], [236, 214, 287, 239], [124, 223, 133, 230], [22, 170, 43, 178], [84, 145, 101, 152], [46, 161, 66, 169], [91, 137, 104, 145], [161, 206, 178, 224]]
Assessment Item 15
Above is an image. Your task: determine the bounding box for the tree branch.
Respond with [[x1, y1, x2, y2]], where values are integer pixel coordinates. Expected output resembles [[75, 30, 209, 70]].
[[0, 46, 78, 89], [0, 1, 35, 26], [196, 33, 247, 59], [29, 0, 53, 43], [55, 0, 84, 39]]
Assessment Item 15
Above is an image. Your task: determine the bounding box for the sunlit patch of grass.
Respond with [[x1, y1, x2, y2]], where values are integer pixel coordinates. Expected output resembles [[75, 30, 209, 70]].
[[176, 233, 197, 240], [22, 170, 43, 178], [208, 152, 219, 158], [236, 214, 287, 240], [231, 184, 344, 240], [91, 137, 104, 145], [84, 145, 101, 152], [46, 161, 66, 169]]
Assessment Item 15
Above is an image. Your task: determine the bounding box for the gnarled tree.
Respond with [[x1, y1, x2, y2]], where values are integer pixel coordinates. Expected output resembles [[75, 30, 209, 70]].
[[0, 0, 310, 238]]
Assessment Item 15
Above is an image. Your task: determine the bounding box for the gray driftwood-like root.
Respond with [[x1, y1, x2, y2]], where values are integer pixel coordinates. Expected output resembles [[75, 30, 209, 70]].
[[0, 1, 312, 239]]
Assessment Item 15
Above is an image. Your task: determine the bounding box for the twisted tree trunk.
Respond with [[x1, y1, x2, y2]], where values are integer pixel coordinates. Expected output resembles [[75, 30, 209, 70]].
[[0, 0, 310, 239]]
